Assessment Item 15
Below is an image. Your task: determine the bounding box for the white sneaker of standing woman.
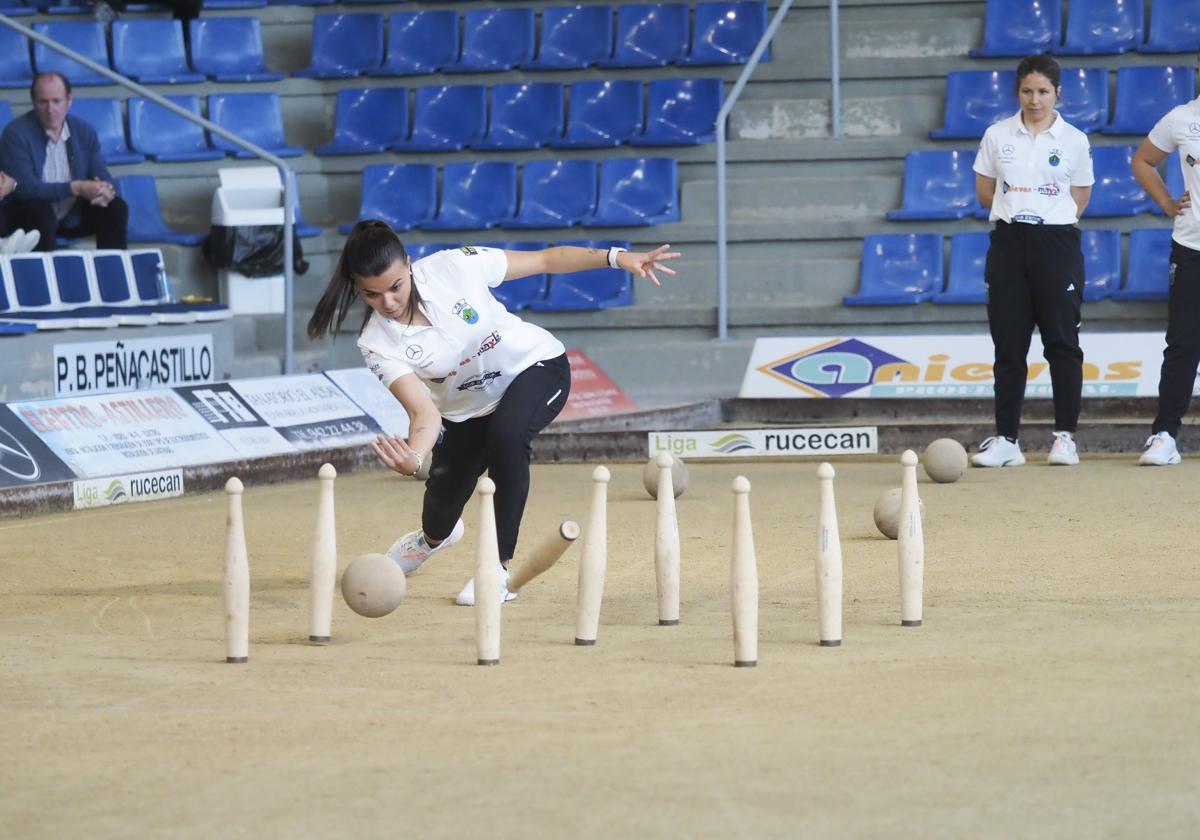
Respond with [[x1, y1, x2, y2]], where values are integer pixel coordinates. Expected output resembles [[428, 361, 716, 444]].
[[971, 435, 1025, 467], [1046, 431, 1079, 466]]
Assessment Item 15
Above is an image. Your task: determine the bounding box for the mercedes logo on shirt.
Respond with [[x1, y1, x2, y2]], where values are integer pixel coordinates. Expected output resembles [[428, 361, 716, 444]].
[[0, 425, 39, 482], [406, 344, 424, 360]]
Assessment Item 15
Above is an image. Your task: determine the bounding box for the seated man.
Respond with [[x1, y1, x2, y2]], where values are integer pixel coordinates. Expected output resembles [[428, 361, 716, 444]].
[[1, 72, 127, 252]]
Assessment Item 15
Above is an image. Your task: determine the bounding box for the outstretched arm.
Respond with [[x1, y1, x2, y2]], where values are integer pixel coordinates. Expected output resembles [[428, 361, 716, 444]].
[[371, 372, 442, 477], [502, 244, 681, 286]]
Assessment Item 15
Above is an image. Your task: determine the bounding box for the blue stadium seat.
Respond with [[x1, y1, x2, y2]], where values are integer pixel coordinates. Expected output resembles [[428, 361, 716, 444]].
[[68, 98, 144, 165], [33, 22, 111, 86], [681, 1, 770, 65], [368, 11, 458, 77], [473, 82, 564, 151], [406, 242, 458, 261], [1085, 146, 1155, 216], [398, 85, 487, 153], [1082, 228, 1121, 301], [423, 162, 518, 230], [129, 96, 225, 162], [1102, 66, 1197, 135], [970, 0, 1062, 56], [633, 78, 723, 146], [527, 239, 634, 311], [284, 170, 322, 239], [208, 93, 303, 158], [844, 234, 942, 306], [128, 249, 231, 322], [116, 175, 206, 246], [502, 160, 598, 229], [0, 322, 37, 335], [1112, 228, 1173, 301], [339, 164, 437, 233], [445, 9, 535, 74], [549, 81, 644, 149], [1153, 151, 1187, 216], [930, 70, 1016, 139], [201, 0, 266, 8], [294, 14, 384, 79], [522, 5, 613, 71], [81, 249, 161, 325], [598, 3, 689, 68], [316, 88, 408, 156], [483, 242, 548, 310], [932, 232, 987, 304], [887, 150, 981, 221], [1056, 67, 1109, 133], [190, 17, 284, 82], [1141, 0, 1200, 52], [5, 253, 110, 329], [586, 158, 679, 226], [50, 251, 125, 327], [1055, 0, 1144, 54], [112, 20, 204, 84], [0, 26, 34, 88]]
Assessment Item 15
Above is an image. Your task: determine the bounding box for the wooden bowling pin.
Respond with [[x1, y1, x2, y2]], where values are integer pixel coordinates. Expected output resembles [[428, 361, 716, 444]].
[[507, 520, 580, 593], [223, 477, 249, 664], [730, 476, 758, 667], [898, 449, 924, 627], [815, 463, 843, 647], [654, 452, 680, 626], [475, 477, 502, 665], [575, 466, 610, 646], [308, 463, 337, 643]]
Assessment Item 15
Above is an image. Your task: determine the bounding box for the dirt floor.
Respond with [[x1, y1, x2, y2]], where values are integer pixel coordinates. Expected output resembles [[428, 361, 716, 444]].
[[2, 454, 1198, 839]]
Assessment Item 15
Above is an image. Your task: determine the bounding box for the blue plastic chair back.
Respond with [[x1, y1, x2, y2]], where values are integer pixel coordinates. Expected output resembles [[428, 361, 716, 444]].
[[1103, 66, 1197, 135], [116, 175, 206, 246], [208, 93, 302, 158], [295, 14, 384, 78], [10, 255, 54, 308], [371, 11, 458, 76], [317, 88, 408, 155], [600, 3, 689, 67], [1056, 67, 1108, 133], [1113, 229, 1174, 301], [112, 20, 204, 83], [1085, 146, 1155, 216], [447, 8, 535, 73], [523, 5, 612, 70], [33, 22, 110, 85], [51, 252, 91, 307], [970, 0, 1062, 56], [550, 80, 644, 148], [341, 164, 437, 233], [887, 150, 981, 221], [528, 239, 634, 310], [933, 232, 988, 304], [1082, 228, 1121, 301], [633, 77, 723, 146], [475, 82, 564, 150], [1142, 0, 1200, 52], [423, 162, 518, 230], [68, 98, 144, 165], [129, 95, 225, 162], [931, 70, 1016, 139], [0, 26, 34, 87], [190, 17, 282, 81], [483, 242, 547, 310], [504, 159, 598, 229], [402, 85, 487, 152], [588, 158, 679, 226], [1057, 0, 1144, 54], [683, 1, 770, 65], [845, 234, 943, 305], [92, 251, 136, 304]]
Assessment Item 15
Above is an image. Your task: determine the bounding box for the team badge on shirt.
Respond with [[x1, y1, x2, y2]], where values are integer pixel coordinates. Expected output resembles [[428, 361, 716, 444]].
[[452, 299, 479, 324], [1048, 149, 1062, 166], [461, 245, 478, 255]]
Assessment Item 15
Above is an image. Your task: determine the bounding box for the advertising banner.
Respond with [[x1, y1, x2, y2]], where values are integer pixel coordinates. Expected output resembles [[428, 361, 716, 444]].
[[174, 383, 297, 458], [324, 368, 410, 437], [648, 427, 879, 459], [558, 350, 639, 421], [740, 333, 1172, 399], [54, 334, 214, 396], [73, 469, 184, 510], [228, 374, 382, 450], [0, 403, 77, 488]]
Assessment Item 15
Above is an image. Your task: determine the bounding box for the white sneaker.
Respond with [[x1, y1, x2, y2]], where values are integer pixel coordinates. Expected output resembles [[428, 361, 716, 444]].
[[2, 229, 40, 255], [1138, 431, 1181, 466], [386, 518, 464, 576], [1047, 431, 1079, 466], [971, 435, 1025, 467], [455, 566, 518, 606]]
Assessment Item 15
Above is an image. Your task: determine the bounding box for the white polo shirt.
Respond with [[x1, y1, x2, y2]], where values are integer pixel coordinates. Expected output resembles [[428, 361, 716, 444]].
[[358, 246, 565, 422], [974, 111, 1094, 225], [1147, 96, 1200, 251]]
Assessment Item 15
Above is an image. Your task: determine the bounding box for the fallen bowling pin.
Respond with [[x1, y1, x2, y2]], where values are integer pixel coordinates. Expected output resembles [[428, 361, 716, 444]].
[[898, 449, 924, 627], [507, 519, 580, 593], [575, 466, 610, 646], [730, 476, 758, 667], [308, 463, 337, 643], [223, 477, 249, 664], [475, 477, 502, 666], [815, 463, 843, 647], [654, 452, 681, 626]]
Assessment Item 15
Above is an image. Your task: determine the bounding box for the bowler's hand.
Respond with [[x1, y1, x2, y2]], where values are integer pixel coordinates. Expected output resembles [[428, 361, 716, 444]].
[[618, 244, 681, 286], [371, 434, 421, 476]]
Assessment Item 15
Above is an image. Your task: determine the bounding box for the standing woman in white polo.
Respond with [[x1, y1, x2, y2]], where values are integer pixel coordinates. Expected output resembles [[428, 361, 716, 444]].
[[972, 53, 1094, 467], [1130, 59, 1199, 465]]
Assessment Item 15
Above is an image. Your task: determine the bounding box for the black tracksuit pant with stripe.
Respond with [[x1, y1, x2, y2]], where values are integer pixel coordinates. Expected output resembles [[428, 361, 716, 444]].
[[1151, 240, 1200, 439]]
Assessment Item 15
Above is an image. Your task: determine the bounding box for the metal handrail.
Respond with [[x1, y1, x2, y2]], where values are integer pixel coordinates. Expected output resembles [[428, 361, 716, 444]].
[[0, 14, 298, 374]]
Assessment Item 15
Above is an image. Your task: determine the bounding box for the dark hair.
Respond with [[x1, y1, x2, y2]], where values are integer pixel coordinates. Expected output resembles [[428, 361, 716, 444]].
[[1014, 53, 1061, 91], [31, 72, 71, 101], [306, 220, 418, 340]]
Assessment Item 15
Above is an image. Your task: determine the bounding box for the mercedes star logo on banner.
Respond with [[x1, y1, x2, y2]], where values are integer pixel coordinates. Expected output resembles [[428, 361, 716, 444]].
[[0, 425, 40, 482]]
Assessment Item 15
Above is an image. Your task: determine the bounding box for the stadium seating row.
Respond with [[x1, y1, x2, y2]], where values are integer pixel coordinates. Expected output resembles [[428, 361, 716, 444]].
[[974, 0, 1200, 57], [888, 147, 1187, 221], [932, 66, 1197, 139], [846, 229, 1174, 306]]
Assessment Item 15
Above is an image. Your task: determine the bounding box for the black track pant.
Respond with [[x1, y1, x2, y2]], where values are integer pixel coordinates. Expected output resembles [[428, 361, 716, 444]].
[[4, 197, 128, 252], [985, 221, 1085, 439], [1151, 240, 1200, 439], [421, 354, 571, 562]]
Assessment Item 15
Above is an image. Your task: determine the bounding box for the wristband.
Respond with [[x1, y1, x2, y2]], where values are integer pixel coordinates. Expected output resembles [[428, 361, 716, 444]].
[[607, 246, 627, 269], [408, 451, 423, 478]]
